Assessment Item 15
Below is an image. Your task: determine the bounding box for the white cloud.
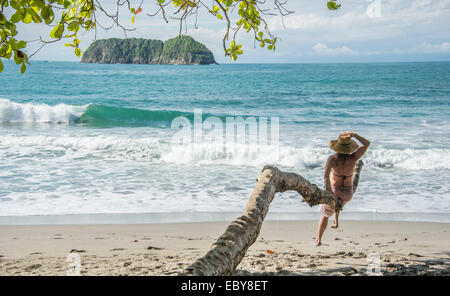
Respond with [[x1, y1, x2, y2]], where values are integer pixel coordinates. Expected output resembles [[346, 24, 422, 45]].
[[269, 0, 450, 42], [312, 43, 356, 56], [414, 42, 450, 53]]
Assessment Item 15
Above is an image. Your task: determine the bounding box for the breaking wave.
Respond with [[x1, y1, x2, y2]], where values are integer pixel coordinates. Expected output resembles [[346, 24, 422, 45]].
[[0, 133, 448, 170], [0, 99, 196, 126]]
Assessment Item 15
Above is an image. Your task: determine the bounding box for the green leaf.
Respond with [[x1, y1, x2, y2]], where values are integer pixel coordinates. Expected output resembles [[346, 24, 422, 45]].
[[41, 5, 51, 19], [10, 0, 19, 10], [10, 11, 23, 23], [63, 0, 71, 9], [75, 47, 81, 57], [84, 20, 92, 29], [20, 62, 26, 74], [327, 1, 341, 10], [14, 53, 22, 64], [22, 14, 33, 24], [28, 7, 42, 23], [31, 0, 45, 9], [0, 59, 3, 73], [31, 13, 42, 23], [10, 26, 18, 37], [16, 40, 26, 49], [131, 15, 135, 23], [41, 5, 54, 24], [67, 21, 79, 32], [50, 24, 63, 39]]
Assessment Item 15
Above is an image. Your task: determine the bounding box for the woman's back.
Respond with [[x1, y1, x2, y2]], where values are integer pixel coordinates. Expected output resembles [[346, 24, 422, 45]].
[[330, 153, 357, 187]]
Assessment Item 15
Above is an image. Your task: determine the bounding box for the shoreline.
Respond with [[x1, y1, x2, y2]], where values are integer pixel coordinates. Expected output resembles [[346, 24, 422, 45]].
[[1, 221, 449, 276], [1, 211, 449, 225]]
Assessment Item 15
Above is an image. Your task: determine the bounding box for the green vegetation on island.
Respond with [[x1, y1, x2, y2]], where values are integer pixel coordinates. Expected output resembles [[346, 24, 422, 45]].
[[81, 36, 217, 65]]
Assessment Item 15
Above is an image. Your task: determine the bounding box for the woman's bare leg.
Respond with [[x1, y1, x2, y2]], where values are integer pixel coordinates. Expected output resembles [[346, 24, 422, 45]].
[[331, 211, 340, 228], [316, 215, 329, 246]]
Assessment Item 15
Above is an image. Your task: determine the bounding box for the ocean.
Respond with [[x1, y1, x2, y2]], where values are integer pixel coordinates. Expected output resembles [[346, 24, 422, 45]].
[[0, 61, 449, 223]]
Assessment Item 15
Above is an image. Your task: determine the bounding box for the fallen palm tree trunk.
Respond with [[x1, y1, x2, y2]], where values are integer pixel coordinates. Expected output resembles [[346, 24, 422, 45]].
[[182, 162, 363, 276]]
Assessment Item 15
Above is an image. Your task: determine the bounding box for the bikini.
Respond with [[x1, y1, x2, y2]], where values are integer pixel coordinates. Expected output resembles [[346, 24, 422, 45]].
[[321, 171, 354, 217], [331, 172, 354, 196]]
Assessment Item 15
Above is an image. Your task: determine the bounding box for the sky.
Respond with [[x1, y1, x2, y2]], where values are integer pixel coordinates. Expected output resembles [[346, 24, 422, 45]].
[[14, 0, 450, 63]]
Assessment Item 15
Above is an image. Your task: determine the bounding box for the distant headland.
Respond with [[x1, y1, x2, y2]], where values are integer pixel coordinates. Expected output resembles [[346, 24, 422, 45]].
[[81, 35, 217, 65]]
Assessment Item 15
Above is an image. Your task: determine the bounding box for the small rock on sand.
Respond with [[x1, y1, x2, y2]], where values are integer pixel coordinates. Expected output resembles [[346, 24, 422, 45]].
[[147, 246, 164, 250], [342, 267, 358, 276], [25, 264, 42, 272]]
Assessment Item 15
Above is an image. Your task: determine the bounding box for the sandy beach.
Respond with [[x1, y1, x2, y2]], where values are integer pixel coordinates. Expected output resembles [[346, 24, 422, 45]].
[[0, 220, 449, 276]]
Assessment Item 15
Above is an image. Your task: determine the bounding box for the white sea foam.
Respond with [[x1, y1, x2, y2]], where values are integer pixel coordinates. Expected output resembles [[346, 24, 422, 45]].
[[0, 134, 448, 217], [168, 144, 450, 170], [0, 134, 448, 170], [0, 99, 87, 123]]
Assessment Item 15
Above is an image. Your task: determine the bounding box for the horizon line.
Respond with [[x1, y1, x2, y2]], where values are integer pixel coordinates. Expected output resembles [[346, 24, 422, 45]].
[[18, 59, 450, 65]]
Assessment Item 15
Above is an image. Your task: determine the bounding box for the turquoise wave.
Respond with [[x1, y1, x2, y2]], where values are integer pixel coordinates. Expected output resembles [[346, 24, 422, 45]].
[[0, 99, 203, 127], [0, 99, 250, 127], [76, 104, 196, 127]]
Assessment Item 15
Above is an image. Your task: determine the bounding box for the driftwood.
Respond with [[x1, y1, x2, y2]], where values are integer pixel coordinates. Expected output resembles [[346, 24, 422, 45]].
[[182, 162, 363, 276]]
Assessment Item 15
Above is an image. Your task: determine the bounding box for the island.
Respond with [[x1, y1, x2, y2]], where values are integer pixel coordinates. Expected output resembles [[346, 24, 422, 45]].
[[81, 35, 217, 65]]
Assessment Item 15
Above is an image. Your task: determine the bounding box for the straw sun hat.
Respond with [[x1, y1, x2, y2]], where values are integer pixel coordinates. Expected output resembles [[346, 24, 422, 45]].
[[330, 135, 359, 154]]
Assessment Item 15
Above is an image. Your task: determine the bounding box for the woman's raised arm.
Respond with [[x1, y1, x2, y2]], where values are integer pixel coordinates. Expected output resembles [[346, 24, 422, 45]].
[[349, 133, 371, 160]]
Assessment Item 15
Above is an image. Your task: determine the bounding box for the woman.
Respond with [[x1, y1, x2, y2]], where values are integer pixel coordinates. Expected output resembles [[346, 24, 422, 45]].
[[315, 132, 370, 246]]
